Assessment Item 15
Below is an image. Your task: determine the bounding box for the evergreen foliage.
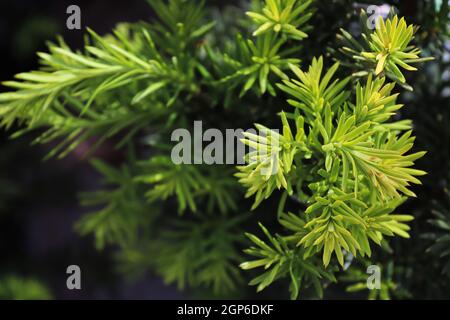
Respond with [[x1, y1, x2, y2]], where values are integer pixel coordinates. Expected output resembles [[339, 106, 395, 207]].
[[0, 0, 446, 299]]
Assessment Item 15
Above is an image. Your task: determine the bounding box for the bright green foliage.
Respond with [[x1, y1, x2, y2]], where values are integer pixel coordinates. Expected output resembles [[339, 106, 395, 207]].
[[240, 220, 335, 299], [236, 112, 309, 209], [300, 195, 414, 267], [146, 0, 216, 55], [212, 0, 313, 97], [278, 58, 351, 119], [247, 0, 314, 39], [238, 15, 430, 294], [361, 16, 421, 82], [0, 24, 176, 159], [352, 74, 401, 123], [0, 0, 433, 299], [215, 33, 301, 96], [334, 12, 433, 89], [0, 276, 52, 300]]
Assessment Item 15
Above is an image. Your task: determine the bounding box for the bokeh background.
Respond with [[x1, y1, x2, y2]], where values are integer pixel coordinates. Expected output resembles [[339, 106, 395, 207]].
[[0, 0, 449, 299]]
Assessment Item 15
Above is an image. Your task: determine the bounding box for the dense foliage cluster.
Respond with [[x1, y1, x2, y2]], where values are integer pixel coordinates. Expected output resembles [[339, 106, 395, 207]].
[[0, 0, 448, 299]]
